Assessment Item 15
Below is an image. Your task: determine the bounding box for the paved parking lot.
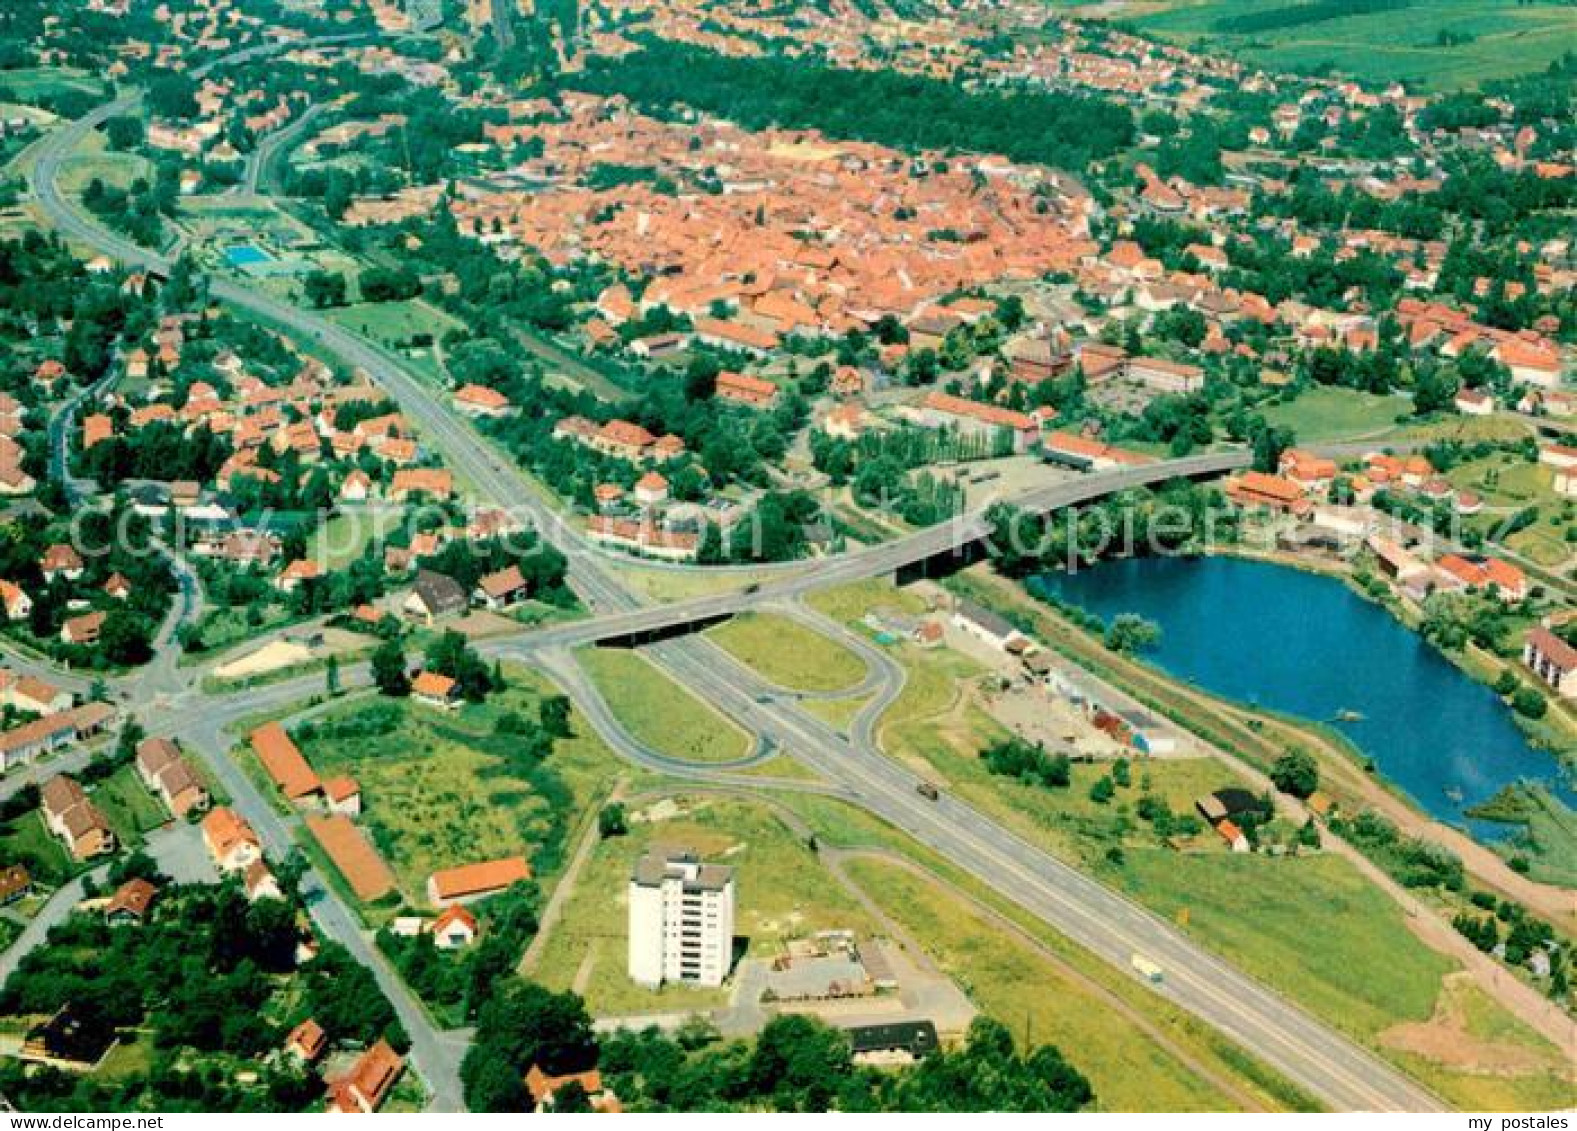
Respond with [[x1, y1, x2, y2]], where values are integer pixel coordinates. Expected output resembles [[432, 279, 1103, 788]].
[[146, 821, 219, 885]]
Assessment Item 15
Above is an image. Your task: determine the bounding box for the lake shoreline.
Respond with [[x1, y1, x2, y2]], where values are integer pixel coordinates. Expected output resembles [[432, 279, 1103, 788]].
[[1028, 554, 1576, 843], [947, 565, 1577, 915], [1213, 545, 1577, 775]]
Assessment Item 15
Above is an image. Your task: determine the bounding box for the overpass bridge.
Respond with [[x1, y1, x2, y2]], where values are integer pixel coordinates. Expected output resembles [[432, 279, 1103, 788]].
[[517, 450, 1254, 649]]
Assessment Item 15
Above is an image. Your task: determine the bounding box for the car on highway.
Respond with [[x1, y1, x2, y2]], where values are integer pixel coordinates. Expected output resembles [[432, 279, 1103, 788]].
[[916, 781, 940, 801]]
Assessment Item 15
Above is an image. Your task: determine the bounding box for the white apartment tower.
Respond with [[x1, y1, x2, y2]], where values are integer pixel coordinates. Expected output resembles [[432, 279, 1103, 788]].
[[627, 850, 736, 988]]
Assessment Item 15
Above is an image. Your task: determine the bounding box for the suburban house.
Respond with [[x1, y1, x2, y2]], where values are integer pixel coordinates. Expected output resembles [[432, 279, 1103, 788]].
[[0, 671, 71, 716], [524, 1065, 619, 1113], [412, 670, 461, 710], [1436, 554, 1529, 602], [0, 579, 32, 621], [323, 775, 362, 817], [325, 1039, 404, 1114], [389, 467, 454, 502], [404, 570, 468, 625], [249, 721, 322, 804], [474, 564, 528, 610], [40, 544, 83, 582], [0, 702, 115, 773], [275, 559, 322, 592], [135, 736, 210, 818], [1524, 626, 1577, 699], [201, 806, 263, 873], [633, 471, 668, 507], [1277, 449, 1338, 493], [427, 856, 532, 905], [285, 1019, 328, 1064], [431, 904, 479, 950], [950, 599, 1025, 652], [21, 1004, 116, 1069], [104, 878, 158, 926], [60, 611, 106, 646], [40, 774, 116, 860], [244, 860, 284, 903], [1455, 387, 1494, 416], [340, 468, 373, 502], [0, 865, 31, 907], [1214, 819, 1250, 853], [715, 370, 781, 409], [453, 383, 512, 418]]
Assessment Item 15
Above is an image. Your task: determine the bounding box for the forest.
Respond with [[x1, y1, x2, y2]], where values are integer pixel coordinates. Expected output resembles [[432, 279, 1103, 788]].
[[577, 37, 1135, 170]]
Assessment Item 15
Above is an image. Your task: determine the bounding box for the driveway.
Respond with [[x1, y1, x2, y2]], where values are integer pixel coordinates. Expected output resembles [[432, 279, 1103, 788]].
[[0, 867, 104, 984]]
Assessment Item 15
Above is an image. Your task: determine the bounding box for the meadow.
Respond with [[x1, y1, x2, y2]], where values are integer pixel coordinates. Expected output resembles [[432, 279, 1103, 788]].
[[1124, 0, 1577, 89], [706, 611, 868, 693], [579, 646, 755, 763]]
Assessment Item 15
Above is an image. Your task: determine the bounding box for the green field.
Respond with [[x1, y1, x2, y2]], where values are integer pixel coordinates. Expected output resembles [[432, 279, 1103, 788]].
[[296, 667, 647, 906], [531, 797, 881, 1015], [1261, 386, 1412, 444], [1443, 451, 1575, 568], [815, 575, 930, 617], [579, 647, 754, 763], [1124, 850, 1449, 1038], [0, 67, 104, 102], [841, 857, 1262, 1111], [327, 299, 464, 344], [1127, 0, 1577, 89], [706, 611, 867, 693], [57, 136, 151, 196], [1115, 850, 1575, 1109]]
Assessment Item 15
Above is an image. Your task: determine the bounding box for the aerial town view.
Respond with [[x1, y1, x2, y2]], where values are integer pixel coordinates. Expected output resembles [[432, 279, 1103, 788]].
[[0, 0, 1568, 1117]]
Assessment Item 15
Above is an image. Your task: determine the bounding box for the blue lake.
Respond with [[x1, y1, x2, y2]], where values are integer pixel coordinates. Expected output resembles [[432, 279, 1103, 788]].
[[1032, 555, 1576, 838]]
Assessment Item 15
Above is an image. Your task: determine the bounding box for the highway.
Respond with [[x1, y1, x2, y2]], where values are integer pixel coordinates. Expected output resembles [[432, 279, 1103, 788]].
[[27, 41, 1454, 1113], [27, 32, 477, 1114], [242, 103, 322, 197]]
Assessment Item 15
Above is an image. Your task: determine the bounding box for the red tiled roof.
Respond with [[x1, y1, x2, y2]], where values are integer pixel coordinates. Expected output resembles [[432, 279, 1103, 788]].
[[249, 722, 321, 800], [428, 856, 531, 902]]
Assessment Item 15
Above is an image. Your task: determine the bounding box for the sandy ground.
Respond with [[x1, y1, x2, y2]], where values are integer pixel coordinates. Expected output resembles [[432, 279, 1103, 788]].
[[213, 639, 313, 680], [1381, 972, 1573, 1078]]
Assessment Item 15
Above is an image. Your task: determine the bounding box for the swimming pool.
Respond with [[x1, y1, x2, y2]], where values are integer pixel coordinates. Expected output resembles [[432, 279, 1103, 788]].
[[224, 244, 274, 268]]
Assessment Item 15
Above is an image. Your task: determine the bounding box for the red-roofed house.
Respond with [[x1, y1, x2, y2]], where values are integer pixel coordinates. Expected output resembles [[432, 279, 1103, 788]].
[[1524, 627, 1577, 699], [325, 1039, 404, 1114], [431, 904, 478, 950], [411, 670, 460, 709], [453, 383, 512, 418], [427, 856, 532, 905], [248, 722, 322, 803], [1436, 554, 1528, 602], [285, 1019, 327, 1064], [715, 371, 780, 409]]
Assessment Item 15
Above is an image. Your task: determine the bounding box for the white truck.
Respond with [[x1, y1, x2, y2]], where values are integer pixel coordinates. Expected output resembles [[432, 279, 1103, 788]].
[[1131, 954, 1164, 983]]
